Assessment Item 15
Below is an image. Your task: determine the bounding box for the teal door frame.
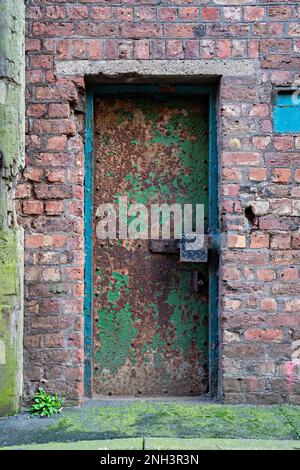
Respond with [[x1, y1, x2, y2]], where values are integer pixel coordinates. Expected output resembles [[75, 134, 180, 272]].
[[84, 84, 219, 398]]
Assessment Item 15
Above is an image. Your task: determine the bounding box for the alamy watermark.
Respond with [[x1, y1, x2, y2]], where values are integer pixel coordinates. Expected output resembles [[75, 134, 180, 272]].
[[95, 196, 205, 251]]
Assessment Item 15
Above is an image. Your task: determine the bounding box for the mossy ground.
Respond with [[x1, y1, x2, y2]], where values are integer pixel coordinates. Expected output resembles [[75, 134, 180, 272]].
[[0, 400, 299, 448], [2, 438, 300, 451]]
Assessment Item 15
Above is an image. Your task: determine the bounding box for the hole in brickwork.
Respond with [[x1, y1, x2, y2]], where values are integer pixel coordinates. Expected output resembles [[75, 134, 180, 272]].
[[245, 206, 258, 228]]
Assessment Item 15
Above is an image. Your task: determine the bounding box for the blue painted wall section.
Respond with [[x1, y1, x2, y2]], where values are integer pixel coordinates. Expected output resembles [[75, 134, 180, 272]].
[[274, 91, 300, 134]]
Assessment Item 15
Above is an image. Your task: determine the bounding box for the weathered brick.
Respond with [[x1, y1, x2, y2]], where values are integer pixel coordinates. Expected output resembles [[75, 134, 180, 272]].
[[272, 168, 292, 184], [249, 168, 267, 181], [134, 40, 150, 60], [159, 7, 177, 22], [202, 7, 218, 21], [223, 152, 261, 166], [261, 298, 277, 312], [91, 7, 111, 20], [250, 233, 269, 249], [23, 200, 44, 215], [45, 201, 65, 216], [244, 7, 265, 22], [227, 234, 246, 249], [257, 269, 275, 282], [245, 329, 283, 342], [69, 6, 89, 20], [166, 40, 183, 59], [179, 7, 199, 20], [45, 135, 68, 151]]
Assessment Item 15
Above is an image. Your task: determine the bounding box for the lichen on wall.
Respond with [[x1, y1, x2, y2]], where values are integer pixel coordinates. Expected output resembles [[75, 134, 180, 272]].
[[0, 0, 25, 416]]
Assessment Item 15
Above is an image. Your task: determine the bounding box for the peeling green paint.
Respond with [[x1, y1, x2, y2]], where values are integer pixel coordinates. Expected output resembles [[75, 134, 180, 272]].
[[95, 272, 137, 376], [167, 271, 208, 359], [0, 229, 24, 415], [0, 0, 25, 416]]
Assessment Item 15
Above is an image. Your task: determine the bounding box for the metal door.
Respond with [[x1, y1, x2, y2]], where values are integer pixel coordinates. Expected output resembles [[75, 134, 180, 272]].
[[92, 94, 210, 396]]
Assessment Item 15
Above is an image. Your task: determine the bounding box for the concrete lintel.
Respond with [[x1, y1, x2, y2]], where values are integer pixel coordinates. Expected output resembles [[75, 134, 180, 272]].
[[56, 59, 257, 80]]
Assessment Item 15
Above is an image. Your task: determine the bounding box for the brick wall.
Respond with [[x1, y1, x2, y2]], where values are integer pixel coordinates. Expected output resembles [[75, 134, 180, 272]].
[[23, 0, 300, 405]]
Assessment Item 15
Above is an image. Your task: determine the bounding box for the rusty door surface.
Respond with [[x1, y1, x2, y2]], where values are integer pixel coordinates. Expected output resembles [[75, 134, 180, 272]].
[[93, 94, 209, 396]]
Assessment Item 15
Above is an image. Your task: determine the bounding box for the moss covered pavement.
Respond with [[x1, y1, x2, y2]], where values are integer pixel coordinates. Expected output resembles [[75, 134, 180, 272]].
[[0, 400, 299, 450]]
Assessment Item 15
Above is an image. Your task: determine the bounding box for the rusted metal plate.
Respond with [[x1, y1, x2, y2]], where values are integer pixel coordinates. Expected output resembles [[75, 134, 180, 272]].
[[93, 95, 209, 396]]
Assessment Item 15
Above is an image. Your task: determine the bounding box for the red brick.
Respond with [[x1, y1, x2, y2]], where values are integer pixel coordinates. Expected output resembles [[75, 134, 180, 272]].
[[249, 104, 270, 118], [164, 24, 203, 39], [166, 40, 184, 59], [249, 168, 267, 181], [289, 23, 300, 37], [120, 24, 162, 39], [27, 104, 46, 118], [23, 200, 44, 215], [281, 268, 298, 282], [103, 39, 118, 59], [135, 7, 156, 22], [26, 38, 41, 52], [32, 22, 73, 37], [261, 298, 277, 311], [260, 39, 292, 55], [34, 184, 72, 200], [223, 267, 240, 281], [91, 7, 111, 20], [24, 168, 43, 183], [261, 55, 300, 70], [16, 183, 31, 199], [46, 135, 68, 151], [244, 7, 265, 22], [184, 40, 200, 59], [42, 268, 61, 282], [114, 7, 133, 21], [271, 234, 291, 250], [253, 22, 283, 37], [119, 40, 133, 59], [257, 269, 276, 282], [45, 170, 65, 184], [26, 6, 42, 20], [87, 39, 101, 60], [134, 40, 150, 60], [179, 7, 199, 20], [245, 329, 282, 342], [46, 6, 66, 19], [227, 234, 246, 249], [223, 152, 261, 166], [202, 7, 219, 21], [272, 168, 291, 183], [33, 119, 76, 136], [45, 201, 65, 216], [268, 6, 293, 20], [216, 39, 231, 59], [274, 136, 294, 151], [68, 6, 88, 20], [48, 104, 70, 119], [250, 233, 269, 249], [44, 334, 65, 348], [65, 267, 84, 281], [159, 8, 177, 22], [31, 55, 53, 70]]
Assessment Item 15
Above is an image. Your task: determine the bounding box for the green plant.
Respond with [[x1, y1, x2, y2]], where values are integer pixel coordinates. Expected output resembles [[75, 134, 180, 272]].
[[29, 388, 64, 418]]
